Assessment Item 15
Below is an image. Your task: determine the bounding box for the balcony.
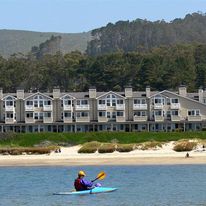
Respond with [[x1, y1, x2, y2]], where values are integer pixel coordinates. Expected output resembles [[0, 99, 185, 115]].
[[43, 105, 53, 111], [63, 105, 72, 111], [154, 115, 164, 122], [116, 116, 125, 122], [187, 116, 202, 121], [133, 104, 147, 110], [75, 105, 90, 111], [171, 103, 180, 109], [63, 117, 73, 123], [25, 118, 35, 124], [154, 104, 164, 109], [76, 116, 90, 122], [98, 105, 107, 110], [5, 106, 15, 112], [25, 105, 34, 111], [43, 117, 53, 123], [98, 116, 108, 122], [5, 118, 15, 124], [116, 104, 125, 110], [171, 115, 181, 122], [134, 116, 148, 122]]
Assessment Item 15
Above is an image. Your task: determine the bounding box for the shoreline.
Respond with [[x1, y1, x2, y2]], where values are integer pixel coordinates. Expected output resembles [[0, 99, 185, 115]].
[[1, 145, 206, 167]]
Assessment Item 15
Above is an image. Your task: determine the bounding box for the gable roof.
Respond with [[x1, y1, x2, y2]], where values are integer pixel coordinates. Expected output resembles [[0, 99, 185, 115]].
[[24, 92, 53, 100], [97, 91, 126, 99]]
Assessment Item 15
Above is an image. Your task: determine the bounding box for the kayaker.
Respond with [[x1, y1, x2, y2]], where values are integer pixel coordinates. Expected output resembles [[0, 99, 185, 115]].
[[74, 171, 93, 191]]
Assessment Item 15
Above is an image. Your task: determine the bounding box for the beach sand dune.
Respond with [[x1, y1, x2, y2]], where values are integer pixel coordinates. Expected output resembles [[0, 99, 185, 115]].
[[0, 143, 206, 167]]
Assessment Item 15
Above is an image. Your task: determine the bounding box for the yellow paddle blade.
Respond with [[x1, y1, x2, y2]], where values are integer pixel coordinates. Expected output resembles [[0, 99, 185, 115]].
[[97, 171, 106, 180]]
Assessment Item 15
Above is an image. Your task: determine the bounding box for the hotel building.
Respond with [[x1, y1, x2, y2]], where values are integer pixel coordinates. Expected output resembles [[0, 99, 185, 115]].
[[0, 86, 206, 132]]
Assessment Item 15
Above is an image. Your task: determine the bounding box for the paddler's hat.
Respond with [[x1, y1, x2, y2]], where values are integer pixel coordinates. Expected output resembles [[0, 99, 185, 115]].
[[78, 170, 86, 176]]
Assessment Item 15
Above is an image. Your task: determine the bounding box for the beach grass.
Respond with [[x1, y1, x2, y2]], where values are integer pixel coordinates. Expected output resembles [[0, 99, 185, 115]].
[[0, 131, 206, 147]]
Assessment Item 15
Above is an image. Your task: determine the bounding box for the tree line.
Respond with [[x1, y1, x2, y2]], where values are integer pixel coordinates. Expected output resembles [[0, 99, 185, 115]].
[[0, 43, 206, 93]]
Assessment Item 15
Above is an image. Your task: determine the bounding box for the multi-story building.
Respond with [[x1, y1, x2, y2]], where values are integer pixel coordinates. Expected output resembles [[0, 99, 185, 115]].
[[0, 86, 206, 133]]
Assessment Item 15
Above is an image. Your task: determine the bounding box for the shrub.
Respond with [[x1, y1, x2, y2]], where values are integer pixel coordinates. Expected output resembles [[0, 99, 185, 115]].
[[173, 141, 197, 152], [78, 141, 101, 153], [116, 144, 134, 152], [140, 141, 162, 150], [98, 143, 115, 153]]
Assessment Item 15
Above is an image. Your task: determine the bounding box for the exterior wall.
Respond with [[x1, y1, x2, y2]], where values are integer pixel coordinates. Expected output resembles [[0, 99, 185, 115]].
[[0, 88, 206, 132]]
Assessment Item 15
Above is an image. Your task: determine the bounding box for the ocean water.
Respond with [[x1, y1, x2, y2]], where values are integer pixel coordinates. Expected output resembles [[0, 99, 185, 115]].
[[0, 165, 206, 206]]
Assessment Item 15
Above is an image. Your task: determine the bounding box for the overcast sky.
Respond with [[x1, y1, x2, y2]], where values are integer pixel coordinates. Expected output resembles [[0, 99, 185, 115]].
[[0, 0, 206, 33]]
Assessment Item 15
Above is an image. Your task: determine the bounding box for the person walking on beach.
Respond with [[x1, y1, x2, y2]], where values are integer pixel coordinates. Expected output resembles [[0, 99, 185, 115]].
[[74, 171, 93, 191]]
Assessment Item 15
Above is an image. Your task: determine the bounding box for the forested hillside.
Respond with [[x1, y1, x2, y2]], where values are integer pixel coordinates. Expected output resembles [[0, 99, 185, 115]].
[[0, 30, 91, 58], [0, 43, 206, 92], [87, 12, 206, 56]]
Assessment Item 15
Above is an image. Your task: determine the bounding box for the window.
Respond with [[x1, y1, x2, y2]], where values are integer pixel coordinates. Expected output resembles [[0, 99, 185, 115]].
[[99, 100, 105, 104], [99, 111, 106, 117], [76, 112, 88, 117], [117, 99, 123, 105], [6, 113, 13, 118], [117, 111, 124, 117], [107, 112, 110, 118], [64, 112, 71, 118], [134, 111, 147, 116], [134, 99, 146, 104], [44, 100, 51, 105], [171, 110, 179, 116], [112, 112, 116, 118], [188, 110, 200, 116], [26, 101, 33, 106], [26, 112, 33, 118], [171, 98, 179, 103], [155, 110, 162, 116], [45, 112, 51, 118]]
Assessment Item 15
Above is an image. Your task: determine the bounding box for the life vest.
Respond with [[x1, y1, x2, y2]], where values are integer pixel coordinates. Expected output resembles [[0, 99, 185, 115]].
[[74, 178, 86, 191]]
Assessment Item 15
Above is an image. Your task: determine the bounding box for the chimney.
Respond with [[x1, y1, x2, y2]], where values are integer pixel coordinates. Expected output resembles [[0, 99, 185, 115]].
[[89, 87, 96, 98], [16, 88, 24, 99], [198, 87, 204, 103], [146, 86, 150, 98], [53, 87, 60, 99], [179, 85, 187, 97], [124, 86, 133, 98], [0, 88, 3, 99]]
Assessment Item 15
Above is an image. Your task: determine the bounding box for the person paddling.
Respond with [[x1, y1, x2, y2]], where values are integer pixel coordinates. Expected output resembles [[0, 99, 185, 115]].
[[74, 171, 94, 191]]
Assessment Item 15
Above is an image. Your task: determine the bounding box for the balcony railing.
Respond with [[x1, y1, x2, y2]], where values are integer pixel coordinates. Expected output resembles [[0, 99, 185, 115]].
[[116, 116, 125, 122], [154, 104, 164, 109], [98, 105, 107, 110], [75, 105, 90, 110], [133, 116, 148, 122], [63, 117, 73, 123], [63, 105, 72, 111], [5, 106, 15, 112], [98, 116, 108, 122], [187, 116, 202, 121], [43, 117, 53, 123], [5, 118, 15, 124], [171, 115, 181, 122], [25, 118, 35, 124], [116, 104, 125, 110], [133, 104, 147, 110], [170, 103, 180, 109], [25, 105, 34, 111], [43, 105, 53, 111], [154, 115, 164, 122], [76, 116, 90, 122]]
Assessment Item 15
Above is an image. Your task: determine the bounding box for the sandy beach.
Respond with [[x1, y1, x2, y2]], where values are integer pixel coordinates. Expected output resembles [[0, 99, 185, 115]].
[[0, 142, 206, 167]]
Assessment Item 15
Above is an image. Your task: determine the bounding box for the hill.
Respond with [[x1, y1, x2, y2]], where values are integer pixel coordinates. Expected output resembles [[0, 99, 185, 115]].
[[0, 29, 91, 57], [87, 12, 206, 56]]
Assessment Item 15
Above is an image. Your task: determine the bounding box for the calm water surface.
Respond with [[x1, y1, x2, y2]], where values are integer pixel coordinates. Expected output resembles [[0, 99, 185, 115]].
[[0, 165, 206, 206]]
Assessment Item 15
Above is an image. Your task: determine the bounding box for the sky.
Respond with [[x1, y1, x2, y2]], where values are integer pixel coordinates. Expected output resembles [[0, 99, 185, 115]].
[[0, 0, 206, 33]]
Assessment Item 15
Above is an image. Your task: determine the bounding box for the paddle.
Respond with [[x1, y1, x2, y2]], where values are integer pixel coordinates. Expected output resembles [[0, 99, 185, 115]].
[[91, 171, 106, 182]]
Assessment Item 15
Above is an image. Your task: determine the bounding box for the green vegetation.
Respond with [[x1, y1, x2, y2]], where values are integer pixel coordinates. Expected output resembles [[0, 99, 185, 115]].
[[98, 143, 116, 153], [87, 12, 206, 56], [0, 29, 91, 58], [116, 144, 134, 152], [173, 140, 197, 152], [1, 132, 206, 148], [78, 141, 101, 153], [139, 141, 163, 150], [0, 146, 59, 155]]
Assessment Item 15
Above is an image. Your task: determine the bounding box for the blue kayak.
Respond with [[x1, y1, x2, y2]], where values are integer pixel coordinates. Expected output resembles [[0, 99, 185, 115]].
[[53, 187, 117, 195]]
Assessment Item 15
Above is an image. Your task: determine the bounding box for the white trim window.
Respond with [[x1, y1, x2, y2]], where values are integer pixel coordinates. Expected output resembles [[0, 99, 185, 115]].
[[171, 98, 179, 103], [26, 112, 33, 118], [76, 112, 89, 118], [99, 111, 106, 117], [4, 96, 16, 108], [106, 94, 117, 106], [34, 95, 44, 107], [77, 99, 88, 105], [34, 112, 43, 120], [117, 111, 124, 117], [61, 96, 72, 107], [188, 110, 200, 116], [134, 99, 146, 105], [98, 99, 106, 105], [171, 110, 179, 116], [134, 111, 147, 116], [44, 112, 52, 118]]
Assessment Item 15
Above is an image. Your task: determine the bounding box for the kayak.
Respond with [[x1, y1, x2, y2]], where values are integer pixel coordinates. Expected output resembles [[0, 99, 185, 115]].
[[53, 187, 117, 195]]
